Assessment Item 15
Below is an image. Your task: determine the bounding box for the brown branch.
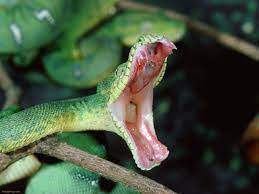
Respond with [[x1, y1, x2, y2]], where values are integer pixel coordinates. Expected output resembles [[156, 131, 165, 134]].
[[118, 1, 259, 62], [0, 143, 38, 172], [0, 61, 21, 108], [0, 136, 177, 194]]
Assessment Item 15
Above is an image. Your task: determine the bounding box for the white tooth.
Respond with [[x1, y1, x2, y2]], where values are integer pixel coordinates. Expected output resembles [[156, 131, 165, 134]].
[[126, 103, 137, 123]]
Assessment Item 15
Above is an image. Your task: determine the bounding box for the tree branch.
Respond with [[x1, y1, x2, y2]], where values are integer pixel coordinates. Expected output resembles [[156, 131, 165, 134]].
[[0, 136, 177, 194], [0, 61, 21, 108], [118, 1, 259, 62]]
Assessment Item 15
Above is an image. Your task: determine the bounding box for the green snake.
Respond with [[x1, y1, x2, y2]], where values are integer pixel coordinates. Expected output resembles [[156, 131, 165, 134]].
[[0, 0, 67, 53], [0, 35, 176, 172]]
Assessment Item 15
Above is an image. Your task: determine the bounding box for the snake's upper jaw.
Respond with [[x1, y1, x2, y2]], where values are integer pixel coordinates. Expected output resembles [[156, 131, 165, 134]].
[[109, 36, 175, 170]]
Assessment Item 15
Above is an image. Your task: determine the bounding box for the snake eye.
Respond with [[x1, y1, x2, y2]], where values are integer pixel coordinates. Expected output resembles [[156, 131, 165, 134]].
[[138, 35, 144, 42]]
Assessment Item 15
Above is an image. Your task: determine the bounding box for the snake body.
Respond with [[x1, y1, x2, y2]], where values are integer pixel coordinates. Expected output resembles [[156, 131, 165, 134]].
[[0, 95, 113, 153], [0, 35, 175, 173], [0, 0, 67, 53], [0, 155, 41, 186]]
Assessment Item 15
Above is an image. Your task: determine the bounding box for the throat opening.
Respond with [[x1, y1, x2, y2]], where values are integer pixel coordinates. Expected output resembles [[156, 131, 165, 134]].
[[126, 101, 137, 124], [110, 38, 175, 170]]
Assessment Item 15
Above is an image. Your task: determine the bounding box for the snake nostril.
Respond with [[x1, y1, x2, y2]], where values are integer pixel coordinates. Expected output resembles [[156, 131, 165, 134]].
[[138, 36, 144, 42]]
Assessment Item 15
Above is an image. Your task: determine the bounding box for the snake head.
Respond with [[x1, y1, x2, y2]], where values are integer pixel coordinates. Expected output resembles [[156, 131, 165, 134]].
[[99, 34, 176, 170]]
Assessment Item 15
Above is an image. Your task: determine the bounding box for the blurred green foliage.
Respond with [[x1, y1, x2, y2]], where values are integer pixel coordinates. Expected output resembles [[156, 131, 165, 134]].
[[97, 10, 186, 46], [137, 0, 259, 42], [0, 0, 186, 89]]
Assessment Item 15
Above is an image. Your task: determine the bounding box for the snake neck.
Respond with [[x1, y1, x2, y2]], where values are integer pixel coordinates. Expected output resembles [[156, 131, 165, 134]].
[[62, 94, 116, 134]]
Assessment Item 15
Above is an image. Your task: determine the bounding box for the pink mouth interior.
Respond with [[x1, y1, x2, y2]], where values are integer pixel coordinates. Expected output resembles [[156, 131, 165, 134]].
[[110, 39, 175, 169]]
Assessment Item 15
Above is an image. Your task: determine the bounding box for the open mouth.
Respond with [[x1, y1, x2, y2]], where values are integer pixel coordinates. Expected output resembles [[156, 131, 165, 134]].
[[110, 37, 176, 170]]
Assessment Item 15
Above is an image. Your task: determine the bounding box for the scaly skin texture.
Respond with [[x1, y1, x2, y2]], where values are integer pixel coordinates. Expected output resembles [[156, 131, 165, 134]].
[[44, 36, 122, 89], [0, 155, 41, 186], [0, 95, 113, 152], [0, 130, 106, 187], [0, 0, 67, 53], [0, 35, 173, 170]]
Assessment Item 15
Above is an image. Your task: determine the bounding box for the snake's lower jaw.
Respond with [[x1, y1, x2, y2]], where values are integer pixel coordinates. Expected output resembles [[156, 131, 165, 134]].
[[127, 82, 169, 170], [109, 36, 175, 170], [110, 81, 169, 170], [110, 82, 169, 170]]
